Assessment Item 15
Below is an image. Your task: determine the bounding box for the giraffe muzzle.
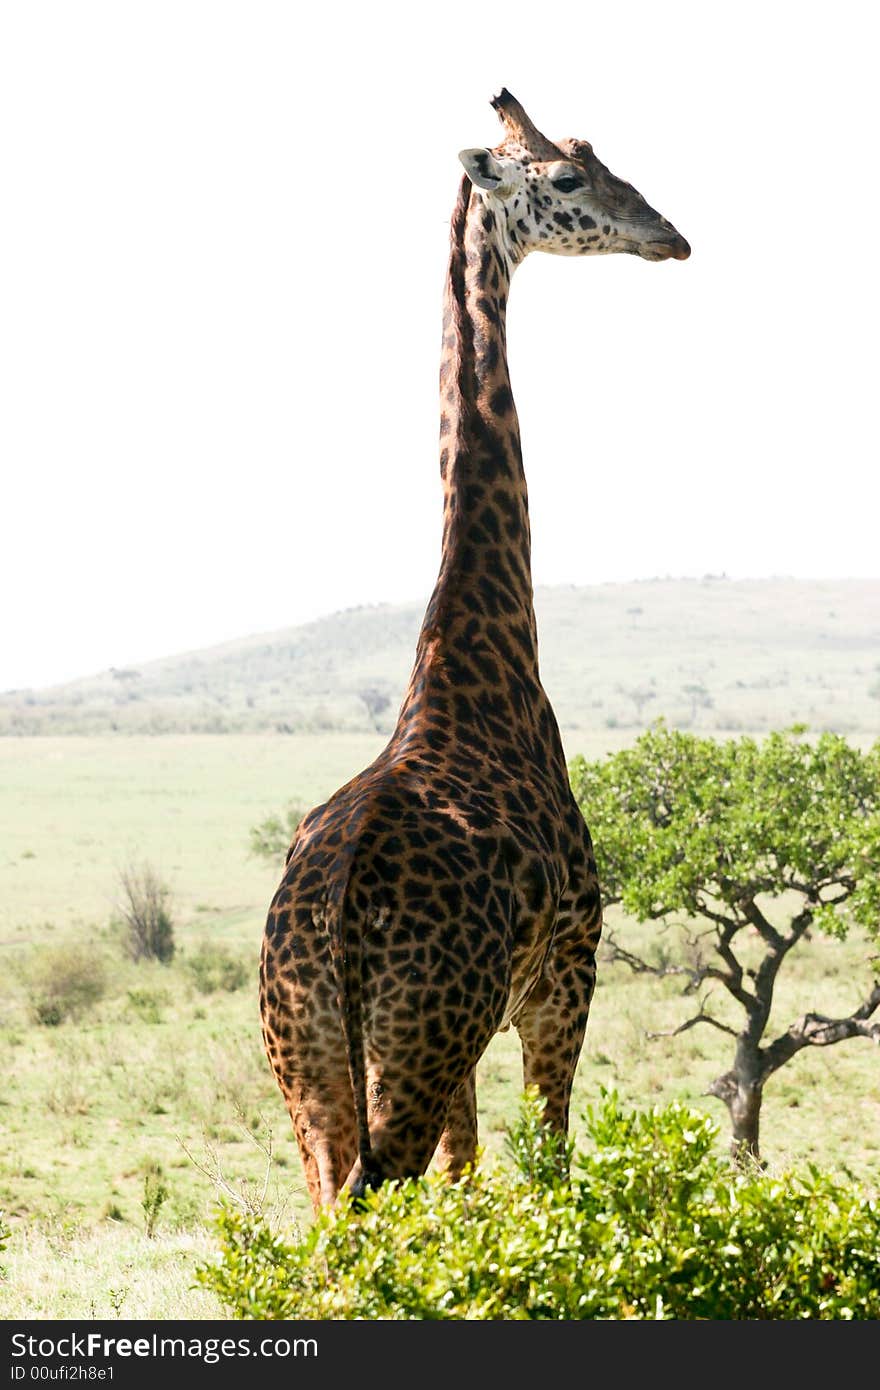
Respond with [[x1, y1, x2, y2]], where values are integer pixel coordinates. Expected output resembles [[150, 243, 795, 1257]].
[[643, 233, 691, 261]]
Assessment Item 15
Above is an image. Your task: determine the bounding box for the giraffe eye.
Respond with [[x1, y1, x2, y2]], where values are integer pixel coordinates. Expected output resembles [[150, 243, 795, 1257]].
[[552, 175, 584, 194]]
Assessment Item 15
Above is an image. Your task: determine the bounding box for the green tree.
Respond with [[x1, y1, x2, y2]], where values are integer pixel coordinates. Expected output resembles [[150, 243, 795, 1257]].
[[569, 725, 880, 1163]]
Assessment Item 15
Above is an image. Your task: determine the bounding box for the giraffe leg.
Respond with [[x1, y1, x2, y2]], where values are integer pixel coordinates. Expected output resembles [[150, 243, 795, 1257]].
[[513, 932, 597, 1139], [262, 923, 360, 1213], [341, 895, 508, 1199], [342, 1093, 446, 1200], [287, 1089, 355, 1212], [343, 1056, 488, 1199], [283, 1079, 358, 1214], [433, 1068, 477, 1179]]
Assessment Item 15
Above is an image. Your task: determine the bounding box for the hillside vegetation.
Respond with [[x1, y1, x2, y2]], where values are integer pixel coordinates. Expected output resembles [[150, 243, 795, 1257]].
[[3, 577, 879, 739]]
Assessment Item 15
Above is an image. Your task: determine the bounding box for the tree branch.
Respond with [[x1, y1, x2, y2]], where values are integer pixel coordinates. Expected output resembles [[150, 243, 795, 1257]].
[[787, 875, 854, 901], [780, 903, 814, 951], [761, 980, 880, 1078], [815, 890, 851, 909], [603, 919, 758, 1013], [600, 933, 690, 980], [693, 899, 740, 932], [741, 898, 785, 950], [710, 919, 757, 1013], [646, 994, 739, 1041]]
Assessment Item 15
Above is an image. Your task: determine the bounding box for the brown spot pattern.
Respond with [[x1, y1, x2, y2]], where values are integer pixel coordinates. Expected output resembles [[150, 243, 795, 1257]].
[[261, 93, 688, 1213]]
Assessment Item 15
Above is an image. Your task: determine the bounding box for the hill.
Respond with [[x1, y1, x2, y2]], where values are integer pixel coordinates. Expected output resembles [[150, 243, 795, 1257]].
[[2, 577, 879, 740]]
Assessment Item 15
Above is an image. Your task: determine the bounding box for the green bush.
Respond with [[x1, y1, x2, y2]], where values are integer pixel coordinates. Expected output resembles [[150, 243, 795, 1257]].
[[184, 941, 248, 995], [197, 1092, 880, 1320], [24, 944, 107, 1026], [125, 987, 170, 1023], [142, 1166, 170, 1239], [117, 862, 175, 963], [247, 803, 306, 862], [572, 1096, 880, 1318]]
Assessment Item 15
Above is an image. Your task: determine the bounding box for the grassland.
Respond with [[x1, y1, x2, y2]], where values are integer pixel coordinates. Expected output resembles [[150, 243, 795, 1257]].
[[0, 733, 386, 939], [1, 727, 878, 1319]]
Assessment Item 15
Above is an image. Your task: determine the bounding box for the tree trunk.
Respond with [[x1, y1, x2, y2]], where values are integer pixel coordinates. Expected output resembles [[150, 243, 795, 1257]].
[[706, 1068, 764, 1166]]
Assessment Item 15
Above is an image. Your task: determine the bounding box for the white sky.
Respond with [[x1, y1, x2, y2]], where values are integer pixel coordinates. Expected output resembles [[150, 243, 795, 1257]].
[[2, 1, 878, 691]]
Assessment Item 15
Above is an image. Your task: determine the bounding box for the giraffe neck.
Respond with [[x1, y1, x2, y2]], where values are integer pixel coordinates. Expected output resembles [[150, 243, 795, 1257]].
[[417, 176, 537, 668], [391, 177, 567, 769]]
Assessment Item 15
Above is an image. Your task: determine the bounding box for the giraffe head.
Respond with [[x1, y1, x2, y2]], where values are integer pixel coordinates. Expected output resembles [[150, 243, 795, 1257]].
[[459, 89, 690, 264]]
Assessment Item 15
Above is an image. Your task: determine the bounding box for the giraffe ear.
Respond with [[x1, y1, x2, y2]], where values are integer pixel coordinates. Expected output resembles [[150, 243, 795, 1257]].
[[458, 148, 517, 195]]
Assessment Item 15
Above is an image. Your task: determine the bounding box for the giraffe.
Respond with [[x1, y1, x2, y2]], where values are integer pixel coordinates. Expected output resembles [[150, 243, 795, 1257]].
[[260, 89, 689, 1212]]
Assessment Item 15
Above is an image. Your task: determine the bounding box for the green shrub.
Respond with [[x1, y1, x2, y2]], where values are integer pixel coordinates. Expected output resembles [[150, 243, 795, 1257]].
[[125, 987, 170, 1023], [184, 942, 248, 995], [142, 1166, 169, 1239], [572, 1095, 880, 1319], [197, 1092, 880, 1320], [24, 944, 107, 1026], [247, 803, 306, 862], [117, 862, 175, 963]]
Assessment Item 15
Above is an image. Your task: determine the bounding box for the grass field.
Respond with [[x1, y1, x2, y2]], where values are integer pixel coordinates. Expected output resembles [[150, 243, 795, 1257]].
[[1, 730, 879, 1318], [0, 732, 387, 938]]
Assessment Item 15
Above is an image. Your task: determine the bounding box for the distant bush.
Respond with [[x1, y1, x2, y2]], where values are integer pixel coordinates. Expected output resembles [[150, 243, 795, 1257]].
[[24, 944, 107, 1026], [142, 1165, 170, 1239], [247, 803, 306, 863], [185, 942, 248, 995], [125, 987, 171, 1024], [198, 1092, 880, 1320], [117, 863, 175, 963]]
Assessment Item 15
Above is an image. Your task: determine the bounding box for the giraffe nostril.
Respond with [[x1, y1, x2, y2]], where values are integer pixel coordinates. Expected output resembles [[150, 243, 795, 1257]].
[[645, 233, 691, 261]]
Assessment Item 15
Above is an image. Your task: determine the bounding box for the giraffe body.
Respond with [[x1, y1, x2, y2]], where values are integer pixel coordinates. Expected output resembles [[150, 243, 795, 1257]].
[[260, 91, 689, 1210]]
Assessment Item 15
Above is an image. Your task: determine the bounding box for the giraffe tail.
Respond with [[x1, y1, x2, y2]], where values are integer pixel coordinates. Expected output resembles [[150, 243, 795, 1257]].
[[323, 853, 381, 1201]]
